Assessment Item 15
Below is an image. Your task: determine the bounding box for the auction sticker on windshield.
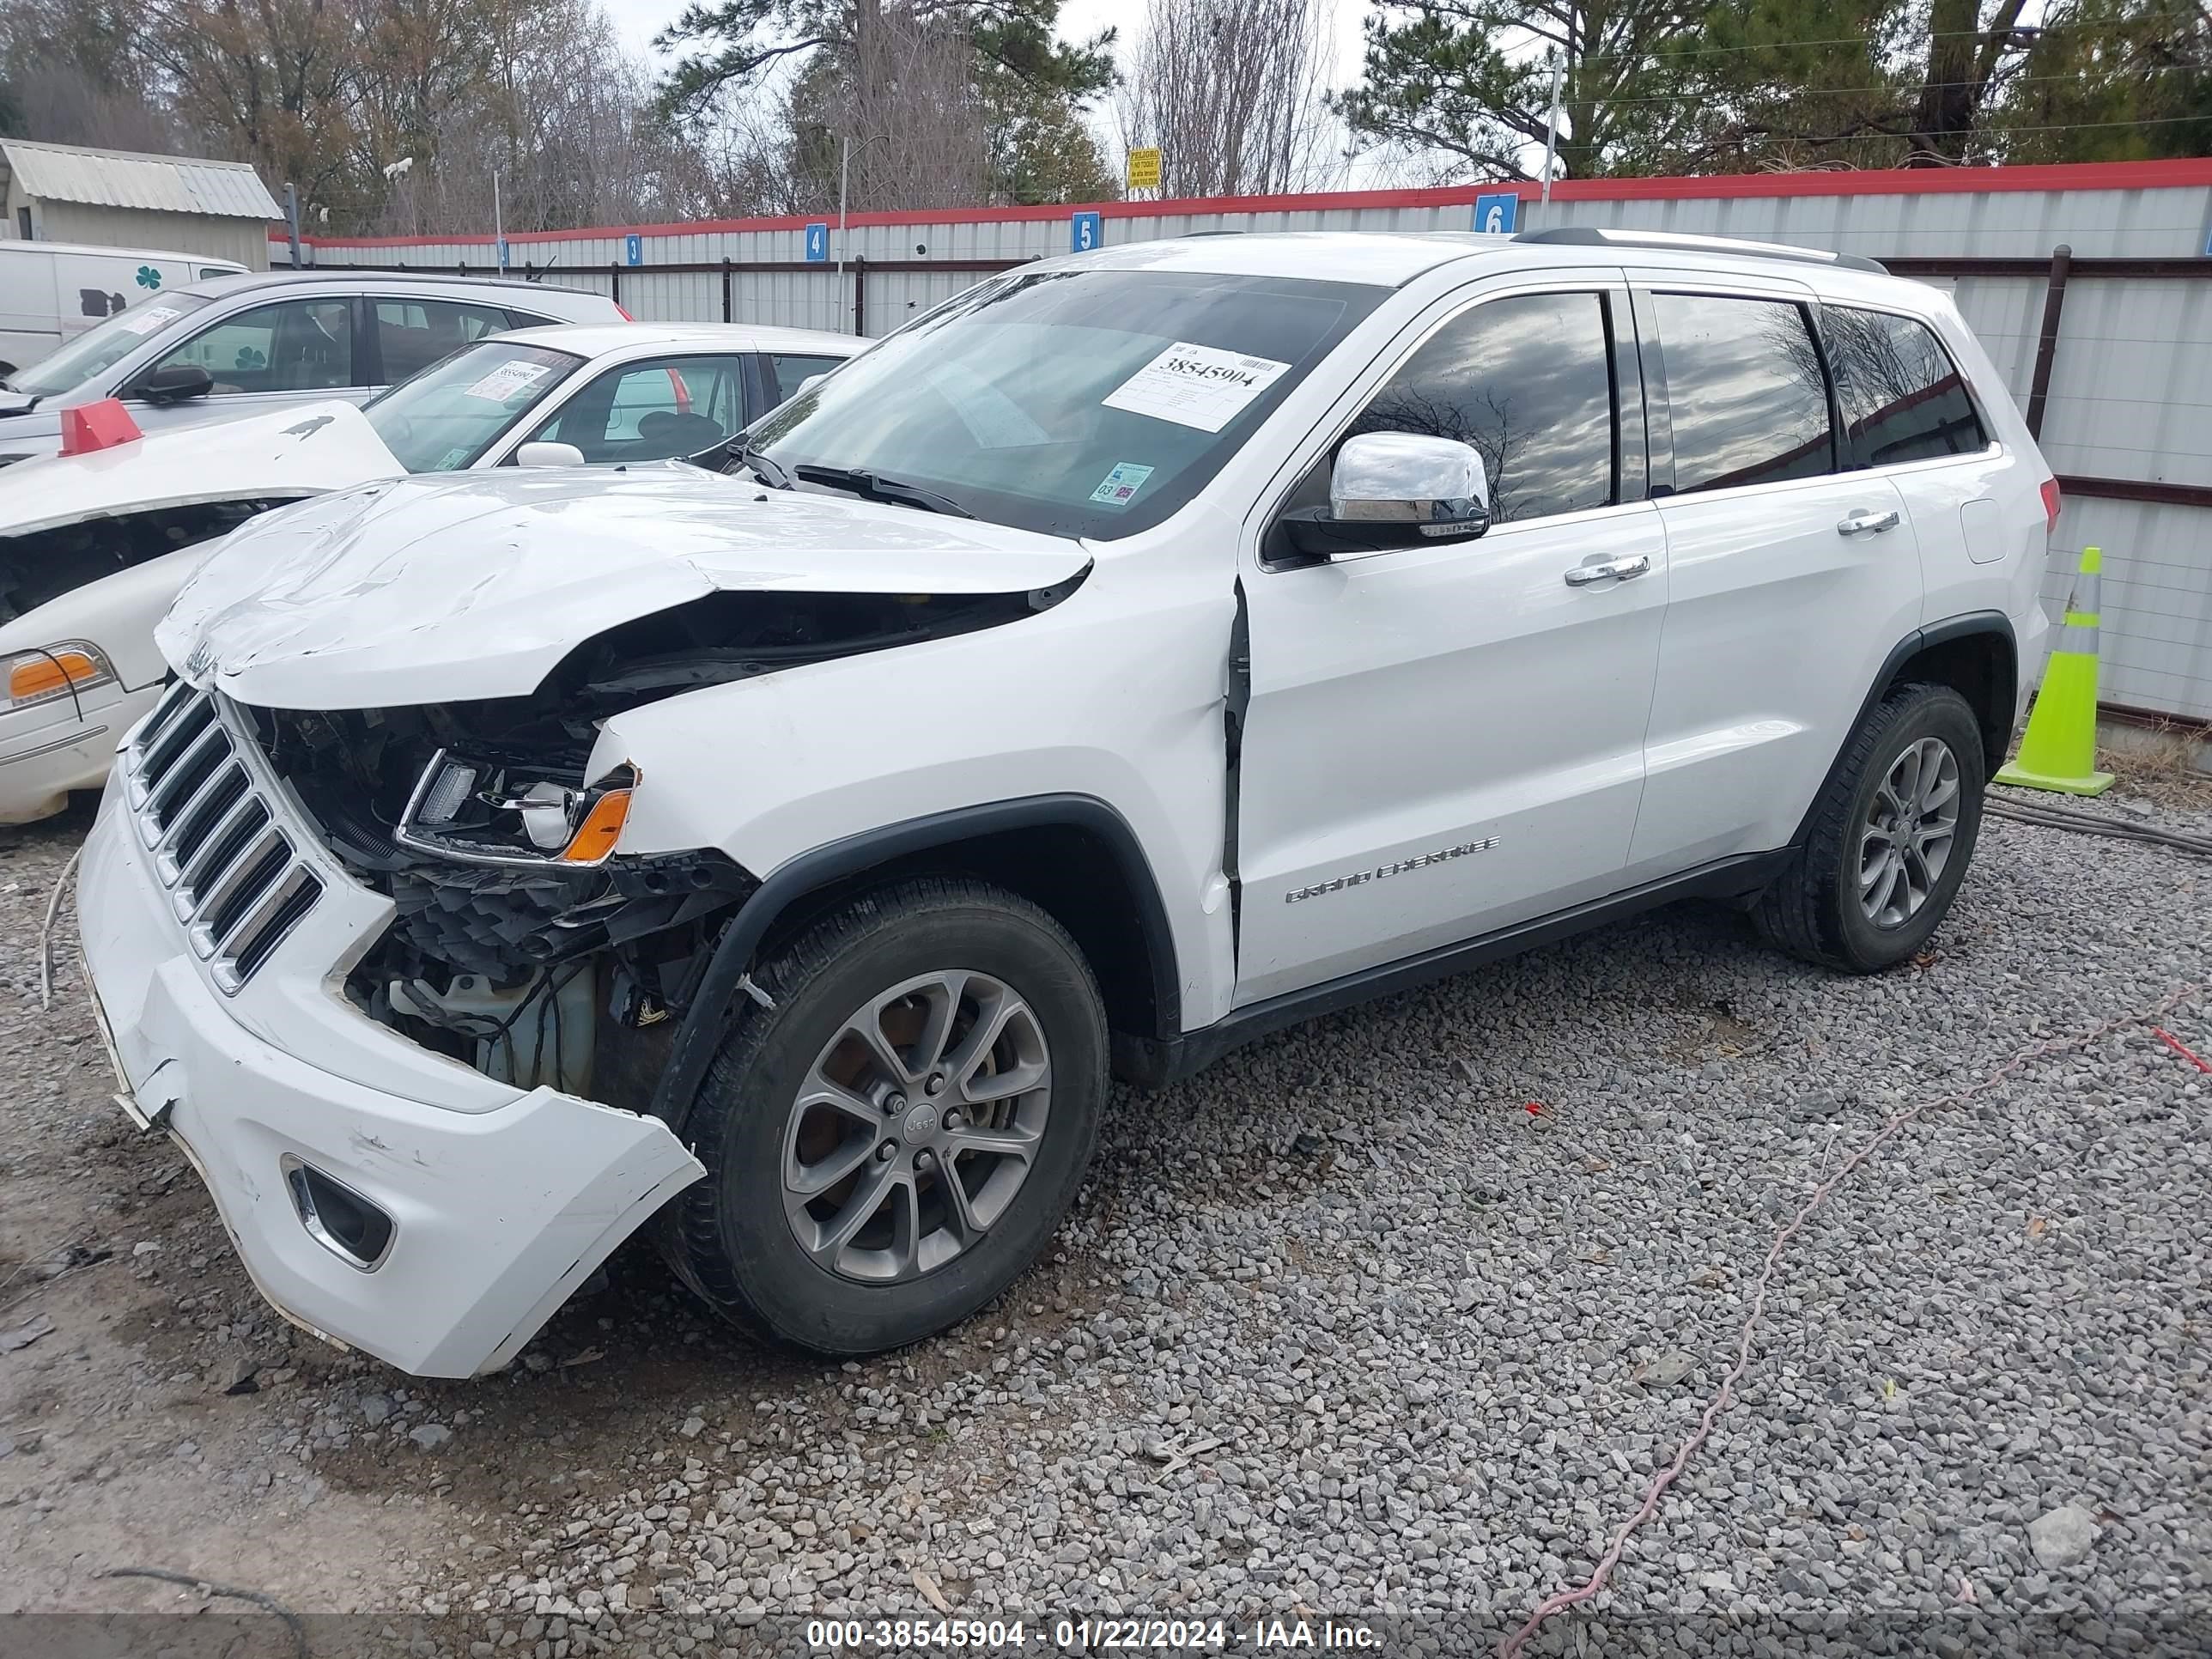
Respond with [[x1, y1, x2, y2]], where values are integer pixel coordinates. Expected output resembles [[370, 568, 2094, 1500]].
[[118, 306, 182, 337], [463, 360, 555, 404], [1102, 342, 1290, 433]]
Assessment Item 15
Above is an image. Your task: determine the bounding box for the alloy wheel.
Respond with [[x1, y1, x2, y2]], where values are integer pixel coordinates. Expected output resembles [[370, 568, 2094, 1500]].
[[781, 969, 1052, 1283], [1857, 736, 1961, 929]]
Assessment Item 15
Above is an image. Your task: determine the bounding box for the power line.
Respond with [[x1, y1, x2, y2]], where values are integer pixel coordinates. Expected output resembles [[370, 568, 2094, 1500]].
[[1540, 67, 2201, 109], [1500, 21, 2122, 67]]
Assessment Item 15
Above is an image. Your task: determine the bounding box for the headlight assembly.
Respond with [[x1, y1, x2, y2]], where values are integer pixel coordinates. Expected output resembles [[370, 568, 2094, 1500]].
[[5, 641, 116, 709], [396, 747, 636, 867]]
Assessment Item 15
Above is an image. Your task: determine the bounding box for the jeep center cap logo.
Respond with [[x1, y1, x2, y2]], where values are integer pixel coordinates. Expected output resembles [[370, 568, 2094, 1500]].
[[902, 1103, 940, 1143]]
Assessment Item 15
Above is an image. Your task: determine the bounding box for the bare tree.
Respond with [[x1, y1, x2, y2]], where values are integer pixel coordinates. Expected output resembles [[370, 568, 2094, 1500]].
[[791, 0, 988, 210], [1118, 0, 1341, 198]]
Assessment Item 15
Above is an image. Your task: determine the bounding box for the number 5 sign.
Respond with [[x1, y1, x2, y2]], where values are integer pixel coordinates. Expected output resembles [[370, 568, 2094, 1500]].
[[1072, 210, 1103, 253]]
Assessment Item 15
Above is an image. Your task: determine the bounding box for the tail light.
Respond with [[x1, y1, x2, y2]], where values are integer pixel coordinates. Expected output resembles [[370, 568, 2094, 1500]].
[[615, 304, 635, 321], [2040, 477, 2062, 532]]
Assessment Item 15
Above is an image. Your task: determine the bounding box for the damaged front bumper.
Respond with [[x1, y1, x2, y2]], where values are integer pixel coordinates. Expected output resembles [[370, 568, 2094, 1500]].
[[76, 695, 705, 1378]]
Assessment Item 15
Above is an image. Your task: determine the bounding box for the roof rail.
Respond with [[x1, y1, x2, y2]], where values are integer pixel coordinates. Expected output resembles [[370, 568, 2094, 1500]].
[[1514, 225, 1888, 276]]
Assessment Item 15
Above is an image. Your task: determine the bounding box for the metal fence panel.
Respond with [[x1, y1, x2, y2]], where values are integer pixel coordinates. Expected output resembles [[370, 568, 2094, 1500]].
[[283, 164, 2212, 723]]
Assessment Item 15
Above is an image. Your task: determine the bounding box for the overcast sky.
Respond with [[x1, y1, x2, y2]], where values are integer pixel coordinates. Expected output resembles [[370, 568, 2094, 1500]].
[[600, 1, 1378, 91]]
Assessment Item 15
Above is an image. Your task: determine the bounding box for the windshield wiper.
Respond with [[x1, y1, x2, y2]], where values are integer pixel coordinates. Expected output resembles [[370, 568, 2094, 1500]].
[[793, 464, 975, 519], [727, 438, 793, 489]]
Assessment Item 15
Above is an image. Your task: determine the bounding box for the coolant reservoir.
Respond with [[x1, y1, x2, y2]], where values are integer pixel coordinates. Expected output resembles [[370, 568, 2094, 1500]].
[[392, 963, 596, 1095]]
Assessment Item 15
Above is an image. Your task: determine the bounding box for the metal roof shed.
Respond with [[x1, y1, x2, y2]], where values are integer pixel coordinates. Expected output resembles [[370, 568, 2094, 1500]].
[[0, 139, 283, 270]]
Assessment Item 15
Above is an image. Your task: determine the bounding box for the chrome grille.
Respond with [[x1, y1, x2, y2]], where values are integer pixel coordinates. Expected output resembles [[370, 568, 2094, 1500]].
[[124, 684, 323, 994]]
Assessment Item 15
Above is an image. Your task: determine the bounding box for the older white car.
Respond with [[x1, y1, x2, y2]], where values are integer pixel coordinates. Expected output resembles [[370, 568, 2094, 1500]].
[[0, 321, 858, 823]]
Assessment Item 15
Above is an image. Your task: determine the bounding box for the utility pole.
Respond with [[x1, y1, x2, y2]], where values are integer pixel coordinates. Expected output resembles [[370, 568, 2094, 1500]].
[[836, 133, 889, 335], [283, 182, 301, 268], [493, 172, 506, 271], [1540, 51, 1564, 213], [836, 137, 852, 325]]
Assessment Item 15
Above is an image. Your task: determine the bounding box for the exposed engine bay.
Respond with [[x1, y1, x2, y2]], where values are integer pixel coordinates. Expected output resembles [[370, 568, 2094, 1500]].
[[235, 583, 1066, 1109], [2, 501, 302, 624]]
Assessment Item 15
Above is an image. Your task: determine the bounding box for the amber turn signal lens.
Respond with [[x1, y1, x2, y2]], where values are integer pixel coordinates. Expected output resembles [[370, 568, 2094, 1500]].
[[9, 648, 103, 703], [560, 790, 632, 862]]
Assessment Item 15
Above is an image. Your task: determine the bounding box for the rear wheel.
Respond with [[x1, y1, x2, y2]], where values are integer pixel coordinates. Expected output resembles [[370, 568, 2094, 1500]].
[[1753, 682, 1985, 972], [660, 876, 1107, 1355]]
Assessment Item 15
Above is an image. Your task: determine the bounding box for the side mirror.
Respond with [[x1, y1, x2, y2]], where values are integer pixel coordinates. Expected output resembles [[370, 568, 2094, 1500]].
[[1283, 432, 1491, 557], [793, 374, 828, 400], [516, 441, 586, 468], [127, 363, 213, 405]]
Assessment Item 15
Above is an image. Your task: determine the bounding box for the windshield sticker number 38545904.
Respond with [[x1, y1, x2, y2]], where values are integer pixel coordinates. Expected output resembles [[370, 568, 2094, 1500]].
[[1102, 342, 1290, 433]]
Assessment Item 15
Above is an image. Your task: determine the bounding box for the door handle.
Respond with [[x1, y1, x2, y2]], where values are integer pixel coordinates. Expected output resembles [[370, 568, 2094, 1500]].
[[1564, 553, 1651, 586], [1837, 509, 1901, 537]]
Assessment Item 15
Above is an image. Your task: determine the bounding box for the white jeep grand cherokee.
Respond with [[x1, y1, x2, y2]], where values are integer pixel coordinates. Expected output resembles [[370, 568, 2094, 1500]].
[[80, 229, 2055, 1376]]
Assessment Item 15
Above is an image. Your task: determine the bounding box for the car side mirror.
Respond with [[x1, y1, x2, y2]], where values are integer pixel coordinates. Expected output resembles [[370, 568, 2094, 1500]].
[[793, 374, 828, 401], [1283, 431, 1492, 557], [516, 441, 586, 468], [127, 363, 213, 405]]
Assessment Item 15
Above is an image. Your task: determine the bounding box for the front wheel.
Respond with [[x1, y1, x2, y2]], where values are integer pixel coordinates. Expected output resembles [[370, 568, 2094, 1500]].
[[660, 876, 1108, 1355], [1753, 682, 1986, 972]]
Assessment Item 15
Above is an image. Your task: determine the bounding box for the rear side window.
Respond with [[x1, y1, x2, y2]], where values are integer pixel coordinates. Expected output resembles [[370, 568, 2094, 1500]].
[[374, 298, 514, 383], [1824, 306, 1988, 467], [1346, 290, 1618, 523], [1653, 293, 1833, 494], [764, 352, 847, 408]]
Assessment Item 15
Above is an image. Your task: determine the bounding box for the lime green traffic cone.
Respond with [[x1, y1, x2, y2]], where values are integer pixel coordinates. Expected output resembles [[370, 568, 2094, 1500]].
[[1995, 544, 2115, 796]]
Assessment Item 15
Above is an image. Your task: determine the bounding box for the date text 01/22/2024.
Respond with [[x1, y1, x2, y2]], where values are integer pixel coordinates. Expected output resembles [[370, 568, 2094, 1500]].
[[805, 1619, 1384, 1650]]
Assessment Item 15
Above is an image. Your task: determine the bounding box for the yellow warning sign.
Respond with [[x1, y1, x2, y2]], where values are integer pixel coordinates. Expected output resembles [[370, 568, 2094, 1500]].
[[1126, 148, 1162, 191]]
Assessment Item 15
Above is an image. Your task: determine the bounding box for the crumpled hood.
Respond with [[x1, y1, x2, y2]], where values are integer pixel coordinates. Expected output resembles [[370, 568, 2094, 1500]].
[[0, 400, 399, 537], [158, 464, 1092, 709]]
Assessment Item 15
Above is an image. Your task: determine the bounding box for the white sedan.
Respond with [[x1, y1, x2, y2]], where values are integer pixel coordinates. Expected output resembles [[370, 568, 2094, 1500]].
[[0, 321, 860, 823]]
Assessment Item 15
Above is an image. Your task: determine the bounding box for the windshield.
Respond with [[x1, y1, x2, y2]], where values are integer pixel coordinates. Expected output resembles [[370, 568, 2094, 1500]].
[[6, 293, 216, 398], [363, 341, 584, 472], [742, 268, 1386, 539]]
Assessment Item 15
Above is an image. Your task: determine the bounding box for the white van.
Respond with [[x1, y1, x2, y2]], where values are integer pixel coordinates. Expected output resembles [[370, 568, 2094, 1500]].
[[0, 240, 247, 378]]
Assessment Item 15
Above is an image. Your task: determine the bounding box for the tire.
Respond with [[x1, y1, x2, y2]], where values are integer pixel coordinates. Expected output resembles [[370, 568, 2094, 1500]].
[[660, 875, 1108, 1355], [1753, 682, 1985, 973]]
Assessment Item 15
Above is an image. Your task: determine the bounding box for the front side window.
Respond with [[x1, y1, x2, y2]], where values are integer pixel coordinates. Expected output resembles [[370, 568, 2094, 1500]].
[[374, 298, 514, 383], [362, 341, 582, 472], [151, 297, 355, 396], [1824, 307, 1988, 467], [5, 292, 214, 396], [522, 355, 748, 463], [1346, 290, 1618, 524], [1653, 292, 1834, 494], [744, 269, 1387, 539]]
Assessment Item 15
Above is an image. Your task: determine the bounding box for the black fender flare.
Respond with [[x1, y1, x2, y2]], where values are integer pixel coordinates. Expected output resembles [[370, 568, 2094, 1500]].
[[647, 793, 1182, 1131], [1790, 609, 2017, 849]]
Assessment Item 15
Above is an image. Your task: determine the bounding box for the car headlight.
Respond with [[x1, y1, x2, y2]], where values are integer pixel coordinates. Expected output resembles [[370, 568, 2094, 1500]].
[[5, 641, 115, 709], [395, 747, 637, 867]]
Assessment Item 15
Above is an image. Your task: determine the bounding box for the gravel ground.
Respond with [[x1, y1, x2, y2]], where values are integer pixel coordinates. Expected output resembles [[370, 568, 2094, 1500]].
[[1, 783, 2207, 1658]]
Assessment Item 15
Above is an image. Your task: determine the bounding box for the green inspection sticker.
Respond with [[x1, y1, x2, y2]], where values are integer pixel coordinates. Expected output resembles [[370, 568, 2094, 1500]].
[[1090, 461, 1155, 506]]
